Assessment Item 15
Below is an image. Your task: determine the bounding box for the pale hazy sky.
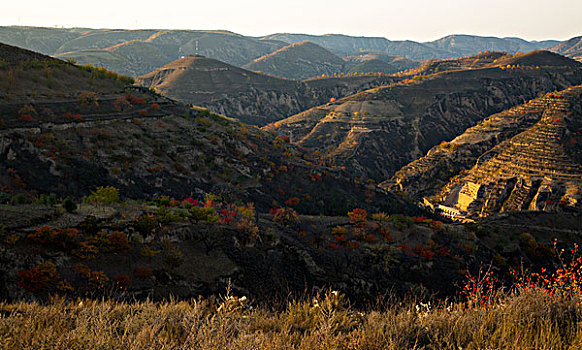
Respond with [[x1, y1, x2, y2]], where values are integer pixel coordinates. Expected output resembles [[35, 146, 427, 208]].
[[1, 0, 580, 42]]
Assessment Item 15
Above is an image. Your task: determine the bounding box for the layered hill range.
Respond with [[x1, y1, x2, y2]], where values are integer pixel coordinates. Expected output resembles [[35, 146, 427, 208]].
[[0, 26, 571, 78], [0, 43, 417, 216], [242, 41, 418, 80], [384, 85, 582, 218], [266, 51, 582, 181], [136, 54, 402, 125]]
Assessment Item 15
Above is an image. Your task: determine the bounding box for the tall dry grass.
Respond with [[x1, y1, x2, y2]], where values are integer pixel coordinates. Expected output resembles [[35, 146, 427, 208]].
[[1, 288, 582, 349]]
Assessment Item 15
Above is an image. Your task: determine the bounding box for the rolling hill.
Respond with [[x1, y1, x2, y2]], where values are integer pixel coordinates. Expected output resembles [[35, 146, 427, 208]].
[[0, 27, 286, 76], [243, 41, 347, 80], [136, 55, 401, 125], [345, 52, 420, 73], [136, 55, 310, 125]]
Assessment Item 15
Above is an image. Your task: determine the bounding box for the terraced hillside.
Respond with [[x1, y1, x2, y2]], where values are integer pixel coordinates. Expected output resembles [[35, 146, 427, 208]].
[[385, 85, 582, 217], [438, 87, 582, 217], [267, 51, 582, 181], [382, 99, 548, 198]]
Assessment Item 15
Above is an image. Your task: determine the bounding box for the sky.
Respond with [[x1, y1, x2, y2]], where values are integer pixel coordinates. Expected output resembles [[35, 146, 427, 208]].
[[1, 0, 581, 42]]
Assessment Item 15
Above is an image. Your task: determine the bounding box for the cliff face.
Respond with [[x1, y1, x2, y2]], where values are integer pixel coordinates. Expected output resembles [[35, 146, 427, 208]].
[[269, 52, 582, 181]]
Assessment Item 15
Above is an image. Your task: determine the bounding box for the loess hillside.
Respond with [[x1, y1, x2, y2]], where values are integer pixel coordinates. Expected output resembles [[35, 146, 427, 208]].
[[136, 55, 400, 126], [266, 51, 582, 182]]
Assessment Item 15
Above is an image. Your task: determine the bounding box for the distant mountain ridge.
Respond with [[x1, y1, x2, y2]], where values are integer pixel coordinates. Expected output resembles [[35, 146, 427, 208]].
[[0, 26, 574, 78], [260, 33, 560, 59]]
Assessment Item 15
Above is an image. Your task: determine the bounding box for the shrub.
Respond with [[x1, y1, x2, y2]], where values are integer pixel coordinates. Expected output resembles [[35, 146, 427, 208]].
[[140, 246, 161, 259], [125, 94, 146, 105], [62, 112, 83, 121], [86, 186, 119, 205], [109, 231, 131, 251], [236, 219, 260, 245], [134, 213, 159, 235], [284, 197, 301, 207], [348, 208, 368, 227], [135, 267, 153, 279], [10, 193, 28, 205], [18, 105, 38, 118], [113, 274, 132, 289], [371, 212, 389, 222], [17, 262, 59, 293], [27, 225, 80, 250], [156, 207, 185, 224], [238, 203, 256, 222], [114, 96, 131, 112], [79, 216, 101, 235], [61, 197, 77, 213], [389, 214, 415, 229], [18, 114, 35, 122], [273, 207, 300, 227], [77, 91, 100, 107], [37, 193, 58, 206], [88, 270, 109, 289], [189, 206, 218, 223], [165, 247, 184, 268], [331, 226, 349, 236]]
